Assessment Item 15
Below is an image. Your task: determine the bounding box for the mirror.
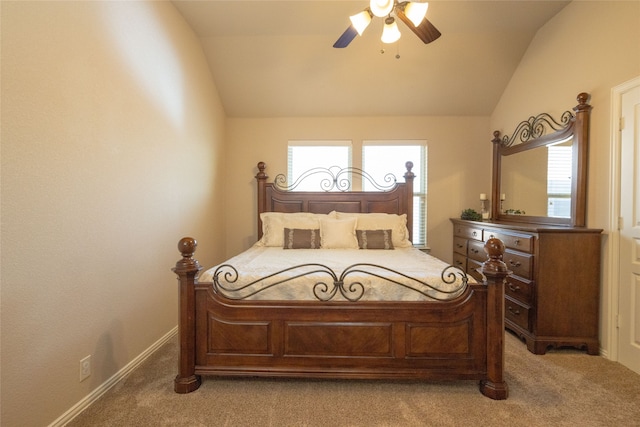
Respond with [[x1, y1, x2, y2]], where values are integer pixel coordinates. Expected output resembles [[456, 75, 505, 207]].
[[491, 93, 592, 227], [500, 136, 573, 218]]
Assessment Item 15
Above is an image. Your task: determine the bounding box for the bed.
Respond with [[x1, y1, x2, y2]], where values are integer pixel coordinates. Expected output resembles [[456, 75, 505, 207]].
[[172, 161, 511, 399]]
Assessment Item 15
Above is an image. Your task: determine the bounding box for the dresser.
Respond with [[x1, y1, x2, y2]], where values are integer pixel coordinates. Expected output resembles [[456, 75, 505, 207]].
[[451, 218, 602, 355]]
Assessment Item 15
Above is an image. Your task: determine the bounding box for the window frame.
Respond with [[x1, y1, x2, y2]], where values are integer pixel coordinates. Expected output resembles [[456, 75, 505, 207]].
[[286, 140, 428, 246]]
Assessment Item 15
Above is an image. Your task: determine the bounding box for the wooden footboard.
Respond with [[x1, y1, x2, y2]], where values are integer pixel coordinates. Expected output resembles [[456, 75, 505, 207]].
[[173, 237, 510, 399]]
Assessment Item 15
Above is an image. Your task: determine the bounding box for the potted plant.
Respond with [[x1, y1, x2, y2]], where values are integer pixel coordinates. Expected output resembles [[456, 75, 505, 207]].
[[460, 208, 483, 221]]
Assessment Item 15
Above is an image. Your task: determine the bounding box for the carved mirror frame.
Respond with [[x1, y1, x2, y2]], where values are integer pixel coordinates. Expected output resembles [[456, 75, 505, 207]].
[[491, 92, 592, 227]]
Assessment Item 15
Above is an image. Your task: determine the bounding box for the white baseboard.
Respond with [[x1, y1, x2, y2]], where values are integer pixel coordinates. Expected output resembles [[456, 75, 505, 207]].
[[50, 326, 178, 427]]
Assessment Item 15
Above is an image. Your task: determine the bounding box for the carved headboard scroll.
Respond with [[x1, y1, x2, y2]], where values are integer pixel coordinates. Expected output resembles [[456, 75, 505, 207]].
[[255, 162, 415, 240]]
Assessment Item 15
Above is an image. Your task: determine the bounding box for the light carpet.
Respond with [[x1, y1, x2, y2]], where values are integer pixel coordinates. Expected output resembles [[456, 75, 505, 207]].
[[66, 332, 640, 426]]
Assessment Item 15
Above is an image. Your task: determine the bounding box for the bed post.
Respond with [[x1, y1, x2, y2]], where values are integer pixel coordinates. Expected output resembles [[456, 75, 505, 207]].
[[173, 237, 202, 393], [256, 162, 268, 239], [403, 161, 415, 242], [479, 237, 510, 400]]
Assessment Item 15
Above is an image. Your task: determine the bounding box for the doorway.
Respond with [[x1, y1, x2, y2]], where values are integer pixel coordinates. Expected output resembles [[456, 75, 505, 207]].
[[611, 76, 640, 375]]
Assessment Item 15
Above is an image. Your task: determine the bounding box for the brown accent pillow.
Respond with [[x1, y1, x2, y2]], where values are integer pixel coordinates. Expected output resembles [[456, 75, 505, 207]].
[[356, 229, 394, 250], [283, 228, 321, 249]]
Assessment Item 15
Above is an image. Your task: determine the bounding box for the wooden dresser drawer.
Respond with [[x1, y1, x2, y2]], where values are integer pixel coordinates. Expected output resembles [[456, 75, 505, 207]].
[[503, 250, 533, 279], [453, 237, 467, 256], [467, 259, 484, 282], [505, 275, 533, 305], [485, 229, 534, 253], [451, 217, 602, 355], [452, 252, 467, 272], [453, 224, 483, 241], [505, 296, 531, 331], [467, 240, 487, 262]]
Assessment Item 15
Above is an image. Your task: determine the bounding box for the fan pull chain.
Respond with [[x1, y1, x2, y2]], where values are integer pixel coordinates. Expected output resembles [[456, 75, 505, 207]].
[[379, 41, 401, 59]]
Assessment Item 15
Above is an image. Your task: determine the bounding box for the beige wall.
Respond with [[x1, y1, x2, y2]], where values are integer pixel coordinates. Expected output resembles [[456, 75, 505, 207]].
[[3, 1, 637, 425], [491, 1, 640, 356], [0, 2, 226, 425], [224, 116, 491, 262]]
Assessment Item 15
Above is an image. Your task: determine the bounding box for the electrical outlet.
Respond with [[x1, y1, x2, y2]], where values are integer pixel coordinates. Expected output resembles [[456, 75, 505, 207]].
[[79, 355, 91, 382]]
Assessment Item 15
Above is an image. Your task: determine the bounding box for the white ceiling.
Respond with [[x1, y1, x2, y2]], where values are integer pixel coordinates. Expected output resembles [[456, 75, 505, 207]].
[[171, 0, 570, 118]]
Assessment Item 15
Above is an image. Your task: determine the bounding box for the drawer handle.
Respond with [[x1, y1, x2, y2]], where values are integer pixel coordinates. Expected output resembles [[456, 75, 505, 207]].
[[470, 248, 479, 254], [507, 283, 520, 292], [455, 260, 463, 266], [472, 231, 477, 237], [507, 306, 521, 316], [514, 239, 521, 246], [456, 243, 464, 248], [508, 260, 521, 268]]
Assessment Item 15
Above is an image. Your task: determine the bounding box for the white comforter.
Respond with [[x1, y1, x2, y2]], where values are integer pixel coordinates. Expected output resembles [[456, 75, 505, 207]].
[[198, 245, 475, 302]]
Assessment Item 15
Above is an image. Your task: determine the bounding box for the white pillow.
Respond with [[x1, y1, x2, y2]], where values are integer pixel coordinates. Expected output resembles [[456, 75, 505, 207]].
[[259, 212, 327, 247], [334, 212, 412, 248], [319, 217, 358, 249]]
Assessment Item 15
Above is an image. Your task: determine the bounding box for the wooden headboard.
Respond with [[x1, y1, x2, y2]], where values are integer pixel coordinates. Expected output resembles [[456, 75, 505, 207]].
[[255, 161, 415, 241]]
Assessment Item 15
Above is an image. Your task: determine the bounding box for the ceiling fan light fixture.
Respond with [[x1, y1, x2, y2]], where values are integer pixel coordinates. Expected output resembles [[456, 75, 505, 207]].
[[404, 1, 429, 27], [350, 9, 373, 35], [370, 0, 394, 18], [333, 0, 440, 48], [381, 17, 401, 44]]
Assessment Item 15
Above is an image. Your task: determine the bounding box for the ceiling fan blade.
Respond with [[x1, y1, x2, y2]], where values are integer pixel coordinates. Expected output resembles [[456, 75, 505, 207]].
[[396, 9, 441, 44], [333, 25, 358, 48]]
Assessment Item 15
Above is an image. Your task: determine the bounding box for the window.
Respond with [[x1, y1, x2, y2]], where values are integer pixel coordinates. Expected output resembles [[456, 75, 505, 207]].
[[546, 145, 572, 217], [288, 141, 351, 191], [287, 140, 428, 246], [363, 142, 427, 246]]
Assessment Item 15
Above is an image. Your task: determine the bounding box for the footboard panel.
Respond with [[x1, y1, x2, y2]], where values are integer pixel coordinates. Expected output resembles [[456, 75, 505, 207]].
[[195, 285, 488, 380]]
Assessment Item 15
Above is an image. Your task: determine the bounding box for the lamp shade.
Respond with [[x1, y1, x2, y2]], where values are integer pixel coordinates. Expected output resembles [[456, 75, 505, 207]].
[[381, 17, 401, 43], [350, 10, 372, 35], [370, 0, 394, 18], [404, 2, 429, 27]]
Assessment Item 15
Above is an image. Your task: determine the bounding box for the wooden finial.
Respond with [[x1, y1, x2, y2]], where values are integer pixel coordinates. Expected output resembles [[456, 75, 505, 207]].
[[574, 92, 592, 113], [404, 161, 415, 180], [482, 238, 509, 275], [175, 237, 200, 271], [577, 92, 590, 105], [256, 162, 267, 180], [178, 237, 197, 257], [492, 130, 502, 145]]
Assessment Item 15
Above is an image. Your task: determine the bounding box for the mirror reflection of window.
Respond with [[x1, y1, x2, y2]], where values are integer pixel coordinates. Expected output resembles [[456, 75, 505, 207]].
[[547, 145, 572, 217]]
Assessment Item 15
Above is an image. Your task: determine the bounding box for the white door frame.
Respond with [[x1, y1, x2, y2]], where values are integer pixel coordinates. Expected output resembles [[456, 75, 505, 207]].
[[608, 76, 640, 361]]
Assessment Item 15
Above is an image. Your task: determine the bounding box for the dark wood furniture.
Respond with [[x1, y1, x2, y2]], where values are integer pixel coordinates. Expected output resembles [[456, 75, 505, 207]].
[[451, 218, 601, 355], [491, 92, 592, 226], [173, 162, 511, 399], [453, 92, 602, 355]]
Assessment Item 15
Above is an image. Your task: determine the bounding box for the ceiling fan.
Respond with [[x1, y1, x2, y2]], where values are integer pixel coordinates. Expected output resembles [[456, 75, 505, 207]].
[[333, 0, 441, 48]]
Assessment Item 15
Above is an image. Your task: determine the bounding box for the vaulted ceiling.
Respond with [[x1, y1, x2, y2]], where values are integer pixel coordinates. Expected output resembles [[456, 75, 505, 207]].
[[171, 0, 570, 118]]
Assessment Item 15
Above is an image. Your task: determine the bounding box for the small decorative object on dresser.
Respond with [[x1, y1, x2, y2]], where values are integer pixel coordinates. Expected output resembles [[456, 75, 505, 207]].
[[453, 92, 603, 355], [460, 208, 482, 221]]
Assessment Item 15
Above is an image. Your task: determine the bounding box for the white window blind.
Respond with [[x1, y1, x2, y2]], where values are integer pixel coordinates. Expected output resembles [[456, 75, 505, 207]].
[[287, 141, 352, 191], [547, 145, 572, 217], [363, 142, 428, 246]]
